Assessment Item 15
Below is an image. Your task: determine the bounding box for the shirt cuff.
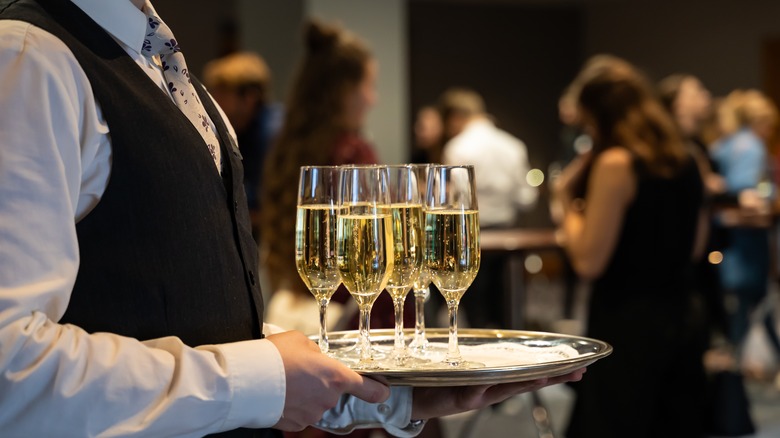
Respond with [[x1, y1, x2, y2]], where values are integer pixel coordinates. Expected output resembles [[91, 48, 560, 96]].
[[316, 386, 422, 437], [215, 339, 285, 430], [262, 322, 285, 335]]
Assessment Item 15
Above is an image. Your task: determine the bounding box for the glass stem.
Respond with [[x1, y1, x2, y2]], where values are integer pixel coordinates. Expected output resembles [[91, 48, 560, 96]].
[[318, 298, 330, 354], [413, 287, 428, 348], [446, 299, 461, 366], [358, 305, 372, 363], [393, 295, 406, 357]]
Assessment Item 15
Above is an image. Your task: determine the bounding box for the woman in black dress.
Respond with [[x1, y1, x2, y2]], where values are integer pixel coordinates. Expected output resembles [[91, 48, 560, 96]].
[[552, 56, 708, 438]]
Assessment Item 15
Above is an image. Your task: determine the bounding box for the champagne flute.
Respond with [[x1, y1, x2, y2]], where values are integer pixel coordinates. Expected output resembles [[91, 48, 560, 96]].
[[295, 166, 341, 354], [336, 165, 394, 368], [425, 165, 482, 367], [384, 165, 424, 365], [408, 164, 433, 354]]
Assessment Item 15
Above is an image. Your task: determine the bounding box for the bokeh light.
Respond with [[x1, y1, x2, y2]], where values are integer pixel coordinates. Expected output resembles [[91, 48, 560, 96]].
[[757, 181, 773, 198], [526, 169, 545, 187], [708, 251, 723, 265], [524, 253, 543, 274], [573, 134, 593, 155]]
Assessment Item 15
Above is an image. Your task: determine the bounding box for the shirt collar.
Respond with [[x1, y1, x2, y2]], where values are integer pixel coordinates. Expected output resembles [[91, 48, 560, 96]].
[[465, 117, 495, 131], [70, 0, 151, 55]]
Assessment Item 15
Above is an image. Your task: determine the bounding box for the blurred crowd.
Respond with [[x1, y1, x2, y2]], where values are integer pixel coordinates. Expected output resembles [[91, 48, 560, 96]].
[[205, 17, 779, 438]]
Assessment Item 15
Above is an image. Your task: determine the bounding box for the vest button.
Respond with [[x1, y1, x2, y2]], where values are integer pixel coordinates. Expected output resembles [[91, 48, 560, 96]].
[[234, 200, 238, 212], [249, 270, 256, 285]]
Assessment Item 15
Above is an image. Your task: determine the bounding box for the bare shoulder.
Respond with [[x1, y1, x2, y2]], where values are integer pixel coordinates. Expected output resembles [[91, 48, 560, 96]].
[[593, 147, 633, 172], [589, 147, 636, 198]]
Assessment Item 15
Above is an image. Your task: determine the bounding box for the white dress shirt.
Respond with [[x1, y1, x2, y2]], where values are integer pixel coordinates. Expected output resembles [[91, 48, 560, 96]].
[[0, 0, 412, 436], [442, 118, 538, 228]]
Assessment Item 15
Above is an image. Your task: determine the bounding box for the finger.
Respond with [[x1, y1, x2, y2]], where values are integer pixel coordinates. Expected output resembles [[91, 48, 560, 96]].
[[483, 378, 549, 404], [568, 367, 587, 381], [548, 368, 587, 385], [343, 372, 390, 403], [460, 384, 491, 400]]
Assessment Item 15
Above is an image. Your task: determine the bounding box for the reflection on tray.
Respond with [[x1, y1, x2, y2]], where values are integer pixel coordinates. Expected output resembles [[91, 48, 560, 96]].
[[417, 341, 587, 368]]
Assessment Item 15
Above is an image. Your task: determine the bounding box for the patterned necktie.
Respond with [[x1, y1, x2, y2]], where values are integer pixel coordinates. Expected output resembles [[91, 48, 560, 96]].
[[141, 13, 222, 173]]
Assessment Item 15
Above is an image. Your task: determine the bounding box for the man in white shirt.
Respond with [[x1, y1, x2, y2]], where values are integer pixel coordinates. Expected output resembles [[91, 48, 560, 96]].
[[439, 88, 538, 329], [440, 88, 538, 228], [0, 1, 583, 437]]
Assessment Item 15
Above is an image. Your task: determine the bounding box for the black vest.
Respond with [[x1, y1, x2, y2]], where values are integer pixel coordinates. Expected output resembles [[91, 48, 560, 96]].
[[1, 1, 276, 436]]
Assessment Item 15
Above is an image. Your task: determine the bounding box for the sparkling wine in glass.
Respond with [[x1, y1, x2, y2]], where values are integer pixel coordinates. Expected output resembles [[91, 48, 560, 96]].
[[295, 166, 341, 354], [425, 165, 482, 367], [384, 165, 424, 365], [336, 165, 394, 368]]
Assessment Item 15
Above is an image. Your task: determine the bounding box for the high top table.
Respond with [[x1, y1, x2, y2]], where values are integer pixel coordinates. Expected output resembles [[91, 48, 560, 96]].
[[467, 228, 564, 438], [479, 227, 561, 330]]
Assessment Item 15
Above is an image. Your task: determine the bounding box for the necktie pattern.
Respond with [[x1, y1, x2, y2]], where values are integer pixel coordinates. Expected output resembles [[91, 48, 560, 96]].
[[142, 13, 222, 172]]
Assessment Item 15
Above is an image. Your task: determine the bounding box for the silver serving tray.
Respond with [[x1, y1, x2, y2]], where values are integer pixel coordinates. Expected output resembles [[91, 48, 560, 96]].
[[320, 328, 612, 387]]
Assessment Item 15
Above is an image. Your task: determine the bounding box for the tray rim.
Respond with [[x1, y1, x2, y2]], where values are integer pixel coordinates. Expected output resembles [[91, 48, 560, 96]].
[[317, 328, 612, 387]]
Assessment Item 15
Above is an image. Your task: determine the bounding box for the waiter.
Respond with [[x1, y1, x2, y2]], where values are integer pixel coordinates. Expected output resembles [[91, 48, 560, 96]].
[[0, 0, 584, 436]]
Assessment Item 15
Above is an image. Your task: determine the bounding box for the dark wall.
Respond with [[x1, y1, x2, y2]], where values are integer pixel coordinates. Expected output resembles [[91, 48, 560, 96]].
[[152, 0, 238, 78], [584, 0, 780, 98], [409, 1, 584, 225]]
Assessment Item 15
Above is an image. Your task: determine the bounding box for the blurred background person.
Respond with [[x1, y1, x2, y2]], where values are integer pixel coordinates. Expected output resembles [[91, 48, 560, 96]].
[[657, 74, 730, 352], [658, 74, 756, 436], [709, 89, 780, 380], [658, 74, 712, 141], [259, 18, 375, 437], [439, 87, 538, 228], [410, 105, 444, 164], [203, 51, 283, 239], [553, 56, 708, 437], [259, 18, 413, 352], [556, 85, 591, 166], [261, 18, 377, 335], [438, 87, 538, 329], [657, 74, 724, 194], [260, 18, 426, 437]]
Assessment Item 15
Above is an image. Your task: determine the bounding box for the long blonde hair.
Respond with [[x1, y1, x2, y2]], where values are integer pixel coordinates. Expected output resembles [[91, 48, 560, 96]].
[[260, 19, 372, 294], [717, 89, 779, 142]]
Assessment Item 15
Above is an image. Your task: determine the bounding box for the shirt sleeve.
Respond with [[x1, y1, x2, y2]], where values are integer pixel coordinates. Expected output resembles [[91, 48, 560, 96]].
[[725, 132, 767, 192], [0, 21, 285, 437]]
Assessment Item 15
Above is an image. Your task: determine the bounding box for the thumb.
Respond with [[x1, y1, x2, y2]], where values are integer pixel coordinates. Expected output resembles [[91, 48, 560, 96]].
[[345, 374, 390, 404]]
